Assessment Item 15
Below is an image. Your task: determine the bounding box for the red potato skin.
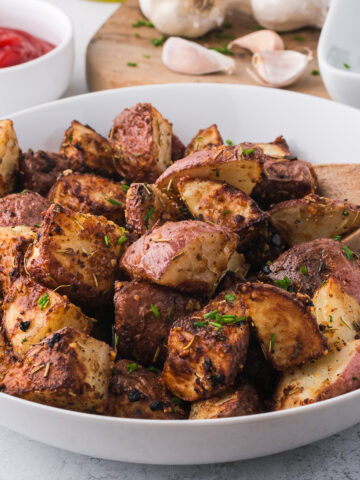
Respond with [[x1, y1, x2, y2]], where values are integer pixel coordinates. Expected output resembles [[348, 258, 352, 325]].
[[0, 192, 49, 227], [172, 134, 185, 161]]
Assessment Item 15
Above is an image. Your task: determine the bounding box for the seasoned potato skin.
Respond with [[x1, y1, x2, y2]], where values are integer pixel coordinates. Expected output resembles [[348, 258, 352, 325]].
[[171, 134, 185, 161], [114, 281, 200, 366], [108, 359, 186, 419], [61, 120, 117, 178], [163, 290, 250, 401], [185, 124, 224, 156], [189, 381, 262, 419], [25, 204, 125, 307], [3, 276, 94, 358], [0, 120, 20, 197], [0, 331, 15, 383], [120, 220, 238, 296], [241, 135, 290, 158], [20, 150, 70, 195], [48, 171, 126, 225], [110, 103, 172, 183], [1, 327, 112, 413], [125, 183, 184, 235], [0, 192, 49, 228]]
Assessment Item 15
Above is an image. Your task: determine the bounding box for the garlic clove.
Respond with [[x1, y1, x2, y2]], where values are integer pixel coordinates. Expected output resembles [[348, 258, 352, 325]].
[[229, 30, 284, 54], [162, 37, 236, 76], [248, 49, 313, 88]]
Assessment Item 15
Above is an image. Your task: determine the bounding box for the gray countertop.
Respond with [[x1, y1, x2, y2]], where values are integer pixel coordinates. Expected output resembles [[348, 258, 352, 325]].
[[0, 423, 359, 480]]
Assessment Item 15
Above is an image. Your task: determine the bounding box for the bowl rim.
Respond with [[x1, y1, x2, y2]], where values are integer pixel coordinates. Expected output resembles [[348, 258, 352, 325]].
[[0, 0, 73, 74]]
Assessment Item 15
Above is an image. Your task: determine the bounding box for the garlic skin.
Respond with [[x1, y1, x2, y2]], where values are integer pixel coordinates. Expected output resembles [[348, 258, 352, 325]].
[[250, 0, 331, 31], [248, 49, 313, 88], [162, 37, 236, 76], [229, 30, 284, 54], [139, 0, 229, 39]]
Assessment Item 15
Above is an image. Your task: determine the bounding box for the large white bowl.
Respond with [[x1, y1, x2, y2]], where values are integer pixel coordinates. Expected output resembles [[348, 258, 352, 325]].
[[1, 84, 360, 465], [0, 0, 73, 117]]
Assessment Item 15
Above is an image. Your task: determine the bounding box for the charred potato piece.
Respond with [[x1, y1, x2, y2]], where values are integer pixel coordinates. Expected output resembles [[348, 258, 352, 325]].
[[163, 291, 250, 401], [314, 164, 360, 206], [171, 134, 185, 161], [185, 124, 224, 156], [177, 177, 267, 249], [1, 327, 111, 413], [0, 331, 15, 382], [20, 150, 70, 195], [109, 103, 172, 183], [120, 220, 238, 296], [3, 277, 94, 358], [48, 171, 126, 225], [0, 191, 49, 228], [243, 222, 287, 269], [114, 281, 199, 366], [0, 225, 36, 296], [238, 283, 328, 370], [125, 183, 184, 235], [25, 204, 126, 307], [61, 120, 117, 177], [274, 339, 360, 410], [270, 194, 360, 246], [241, 135, 290, 158], [0, 120, 20, 197], [108, 359, 186, 419], [189, 382, 261, 419]]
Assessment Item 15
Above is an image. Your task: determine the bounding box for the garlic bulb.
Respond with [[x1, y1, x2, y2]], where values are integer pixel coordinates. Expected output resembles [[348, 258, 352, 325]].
[[229, 30, 284, 54], [250, 0, 331, 31], [248, 49, 313, 88], [162, 37, 236, 75], [139, 0, 229, 39]]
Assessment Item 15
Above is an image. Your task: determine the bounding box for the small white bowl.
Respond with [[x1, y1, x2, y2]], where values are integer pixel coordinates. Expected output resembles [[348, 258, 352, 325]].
[[0, 0, 74, 117], [318, 0, 360, 108]]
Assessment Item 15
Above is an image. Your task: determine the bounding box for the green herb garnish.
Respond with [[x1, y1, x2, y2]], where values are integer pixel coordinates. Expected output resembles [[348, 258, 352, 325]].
[[342, 245, 354, 260], [132, 19, 154, 28], [269, 333, 275, 353], [118, 227, 127, 245], [121, 184, 130, 192], [333, 235, 342, 241], [35, 223, 41, 228], [293, 34, 304, 41], [209, 321, 223, 330], [243, 148, 255, 155], [224, 293, 236, 302], [148, 366, 161, 375], [210, 44, 233, 56], [106, 197, 121, 206], [274, 276, 292, 291], [142, 53, 150, 59], [329, 315, 333, 323], [126, 363, 138, 373], [104, 235, 110, 247], [311, 69, 320, 76], [151, 35, 165, 47], [144, 206, 154, 224], [300, 265, 308, 275], [222, 210, 231, 215], [127, 62, 137, 67], [225, 139, 234, 146], [203, 309, 219, 319], [38, 293, 50, 311], [344, 63, 351, 70], [151, 304, 160, 319], [194, 321, 207, 327], [115, 333, 119, 347]]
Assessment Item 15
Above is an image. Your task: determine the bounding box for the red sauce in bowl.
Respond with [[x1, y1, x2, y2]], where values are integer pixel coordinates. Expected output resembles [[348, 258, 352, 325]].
[[0, 27, 55, 68]]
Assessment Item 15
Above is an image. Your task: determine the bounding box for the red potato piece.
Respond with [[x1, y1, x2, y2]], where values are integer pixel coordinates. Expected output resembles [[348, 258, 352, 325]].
[[185, 124, 224, 156], [0, 192, 49, 228]]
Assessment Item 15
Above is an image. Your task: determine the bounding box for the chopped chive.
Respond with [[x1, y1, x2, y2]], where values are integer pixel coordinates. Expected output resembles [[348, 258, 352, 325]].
[[38, 293, 50, 311], [194, 321, 207, 327], [342, 245, 354, 260], [274, 276, 292, 291], [127, 62, 138, 67], [126, 363, 138, 373], [19, 189, 26, 194], [104, 235, 110, 247], [222, 209, 231, 215], [243, 148, 255, 155], [148, 366, 161, 375], [132, 19, 154, 28], [35, 223, 41, 228], [333, 235, 342, 241], [225, 139, 234, 146], [224, 293, 236, 302], [22, 338, 28, 343], [209, 321, 222, 330], [344, 63, 351, 69], [203, 309, 219, 319], [144, 206, 154, 224], [106, 197, 121, 206], [224, 21, 232, 28], [151, 304, 160, 319], [121, 184, 130, 192], [293, 34, 304, 41], [142, 53, 150, 59], [115, 333, 119, 347], [329, 315, 333, 323], [118, 227, 127, 245], [300, 265, 308, 275], [269, 333, 275, 353], [214, 169, 219, 177], [311, 69, 320, 76], [151, 35, 165, 47], [209, 44, 233, 56]]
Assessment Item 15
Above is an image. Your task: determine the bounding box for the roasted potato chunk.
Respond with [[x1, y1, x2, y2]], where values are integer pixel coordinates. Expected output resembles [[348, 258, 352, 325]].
[[114, 281, 199, 366], [0, 331, 15, 382], [270, 194, 360, 246], [163, 291, 250, 401], [25, 204, 125, 307], [0, 120, 20, 197], [185, 124, 224, 156], [171, 134, 185, 161], [3, 277, 94, 358], [125, 183, 184, 235], [108, 359, 186, 419], [243, 222, 287, 269], [177, 177, 267, 248], [61, 120, 117, 178], [109, 103, 173, 183], [48, 171, 126, 225], [121, 220, 238, 296], [274, 340, 360, 410], [238, 283, 328, 370], [189, 382, 261, 419], [342, 228, 360, 253], [0, 225, 35, 296], [20, 150, 70, 195], [241, 135, 290, 158], [314, 164, 360, 206], [0, 191, 49, 228], [1, 327, 111, 413]]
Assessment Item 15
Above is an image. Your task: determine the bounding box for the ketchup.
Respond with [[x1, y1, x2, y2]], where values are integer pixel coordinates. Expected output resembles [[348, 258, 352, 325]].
[[0, 27, 55, 68]]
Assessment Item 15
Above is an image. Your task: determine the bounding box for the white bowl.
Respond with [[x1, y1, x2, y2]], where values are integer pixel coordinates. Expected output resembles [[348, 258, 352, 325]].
[[2, 83, 360, 465], [0, 0, 74, 117], [318, 0, 360, 108]]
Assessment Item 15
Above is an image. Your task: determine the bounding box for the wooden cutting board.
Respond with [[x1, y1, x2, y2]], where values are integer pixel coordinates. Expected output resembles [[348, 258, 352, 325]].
[[86, 0, 329, 99]]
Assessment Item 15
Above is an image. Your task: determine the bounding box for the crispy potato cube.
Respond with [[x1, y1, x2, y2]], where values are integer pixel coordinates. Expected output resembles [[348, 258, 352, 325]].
[[185, 124, 224, 156], [0, 120, 20, 197], [171, 133, 185, 161], [0, 225, 36, 296], [114, 281, 199, 366], [270, 194, 360, 246], [60, 120, 117, 177], [48, 171, 126, 225], [109, 103, 173, 183], [189, 382, 262, 419], [0, 331, 15, 383], [314, 164, 360, 206], [25, 204, 125, 307], [0, 191, 49, 228], [274, 340, 360, 410], [120, 220, 238, 296], [177, 177, 267, 248], [241, 135, 290, 158], [125, 183, 184, 235], [3, 277, 94, 358], [1, 327, 111, 413], [108, 359, 186, 419], [238, 283, 328, 370], [162, 291, 250, 401]]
